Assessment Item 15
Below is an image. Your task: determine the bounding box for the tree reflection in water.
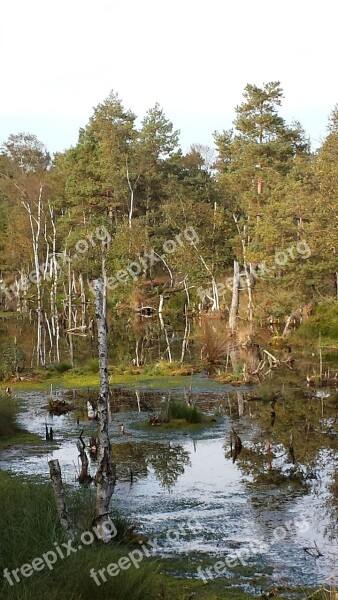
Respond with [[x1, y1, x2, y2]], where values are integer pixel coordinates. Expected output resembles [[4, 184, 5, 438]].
[[113, 441, 191, 491]]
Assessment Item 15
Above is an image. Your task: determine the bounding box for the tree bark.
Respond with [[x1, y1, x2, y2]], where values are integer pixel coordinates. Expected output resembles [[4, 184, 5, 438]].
[[22, 186, 44, 365], [229, 260, 240, 333], [93, 278, 116, 542], [48, 459, 73, 530]]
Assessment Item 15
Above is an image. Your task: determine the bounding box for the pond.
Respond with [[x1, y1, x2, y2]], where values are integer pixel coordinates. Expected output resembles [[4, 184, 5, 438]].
[[1, 376, 337, 595]]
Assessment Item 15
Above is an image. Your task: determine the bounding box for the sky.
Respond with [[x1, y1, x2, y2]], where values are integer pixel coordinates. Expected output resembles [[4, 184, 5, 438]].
[[0, 0, 337, 155]]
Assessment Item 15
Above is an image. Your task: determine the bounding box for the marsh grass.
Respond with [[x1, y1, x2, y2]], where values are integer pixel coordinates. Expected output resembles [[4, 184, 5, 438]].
[[0, 393, 20, 437], [168, 401, 203, 424], [0, 472, 158, 600]]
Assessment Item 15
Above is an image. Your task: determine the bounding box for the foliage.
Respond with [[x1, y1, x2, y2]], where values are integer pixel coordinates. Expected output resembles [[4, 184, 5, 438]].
[[294, 300, 338, 341], [168, 401, 203, 423], [2, 343, 26, 377], [52, 361, 73, 373], [0, 82, 337, 360]]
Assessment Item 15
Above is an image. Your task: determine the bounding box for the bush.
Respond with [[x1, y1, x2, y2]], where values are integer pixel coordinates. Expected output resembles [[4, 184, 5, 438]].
[[2, 344, 26, 377], [294, 301, 338, 341], [53, 361, 73, 374], [85, 358, 99, 373]]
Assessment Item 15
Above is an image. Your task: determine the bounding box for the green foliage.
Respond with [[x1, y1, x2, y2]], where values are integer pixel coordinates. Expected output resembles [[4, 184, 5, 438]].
[[294, 301, 338, 341], [84, 358, 99, 373], [168, 401, 203, 423], [0, 81, 337, 348], [2, 343, 26, 377], [52, 361, 72, 373], [0, 472, 158, 600]]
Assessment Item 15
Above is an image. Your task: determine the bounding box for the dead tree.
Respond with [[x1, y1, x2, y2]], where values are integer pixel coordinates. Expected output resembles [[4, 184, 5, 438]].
[[22, 187, 44, 365], [228, 260, 240, 333], [93, 278, 116, 542], [230, 428, 242, 463], [77, 430, 92, 483], [48, 459, 73, 531]]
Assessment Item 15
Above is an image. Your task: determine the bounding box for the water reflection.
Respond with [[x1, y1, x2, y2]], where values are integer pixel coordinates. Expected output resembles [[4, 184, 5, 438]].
[[0, 380, 337, 590], [114, 441, 191, 490]]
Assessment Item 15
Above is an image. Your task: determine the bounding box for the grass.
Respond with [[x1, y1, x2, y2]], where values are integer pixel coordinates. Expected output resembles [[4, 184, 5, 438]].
[[0, 393, 41, 449], [5, 365, 198, 393], [136, 400, 219, 432], [0, 471, 157, 600], [51, 361, 73, 374], [293, 300, 338, 345], [168, 401, 203, 423]]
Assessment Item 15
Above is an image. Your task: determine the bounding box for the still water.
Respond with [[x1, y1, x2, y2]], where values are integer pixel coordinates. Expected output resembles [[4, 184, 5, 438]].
[[1, 378, 337, 594]]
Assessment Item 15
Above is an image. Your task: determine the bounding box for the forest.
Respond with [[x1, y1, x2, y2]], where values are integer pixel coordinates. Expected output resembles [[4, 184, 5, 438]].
[[0, 82, 337, 600], [0, 81, 337, 367]]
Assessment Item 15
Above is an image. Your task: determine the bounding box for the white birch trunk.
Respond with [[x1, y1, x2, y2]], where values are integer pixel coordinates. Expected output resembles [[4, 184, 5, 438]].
[[22, 185, 43, 365], [229, 260, 240, 333], [94, 278, 115, 542]]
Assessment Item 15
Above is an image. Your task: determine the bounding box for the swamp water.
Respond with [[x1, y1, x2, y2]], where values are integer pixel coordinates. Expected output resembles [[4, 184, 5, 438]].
[[0, 376, 337, 595]]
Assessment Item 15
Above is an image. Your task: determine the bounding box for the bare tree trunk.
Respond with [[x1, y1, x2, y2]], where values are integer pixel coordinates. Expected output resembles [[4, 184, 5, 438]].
[[94, 278, 116, 542], [66, 255, 74, 366], [158, 294, 164, 314], [233, 216, 254, 327], [180, 313, 190, 364], [101, 253, 107, 319], [154, 252, 174, 287], [135, 340, 140, 367], [229, 260, 240, 333], [20, 270, 28, 312], [126, 158, 140, 230], [49, 203, 60, 362], [48, 459, 73, 531], [22, 185, 44, 365], [77, 432, 92, 484], [79, 273, 86, 328], [159, 307, 172, 363], [190, 240, 219, 310]]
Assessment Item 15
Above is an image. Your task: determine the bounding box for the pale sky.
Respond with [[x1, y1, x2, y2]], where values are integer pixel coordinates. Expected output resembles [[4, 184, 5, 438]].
[[1, 0, 337, 155]]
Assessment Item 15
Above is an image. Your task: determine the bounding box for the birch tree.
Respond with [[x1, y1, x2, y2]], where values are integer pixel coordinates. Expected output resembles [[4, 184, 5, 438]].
[[93, 278, 116, 542]]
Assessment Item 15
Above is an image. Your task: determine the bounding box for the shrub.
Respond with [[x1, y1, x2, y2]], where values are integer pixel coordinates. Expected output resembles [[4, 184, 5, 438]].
[[85, 358, 99, 373], [53, 361, 73, 374]]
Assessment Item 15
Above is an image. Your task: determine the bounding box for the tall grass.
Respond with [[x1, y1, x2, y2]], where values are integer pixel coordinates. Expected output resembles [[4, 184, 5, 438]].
[[0, 472, 159, 600], [168, 401, 202, 424]]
